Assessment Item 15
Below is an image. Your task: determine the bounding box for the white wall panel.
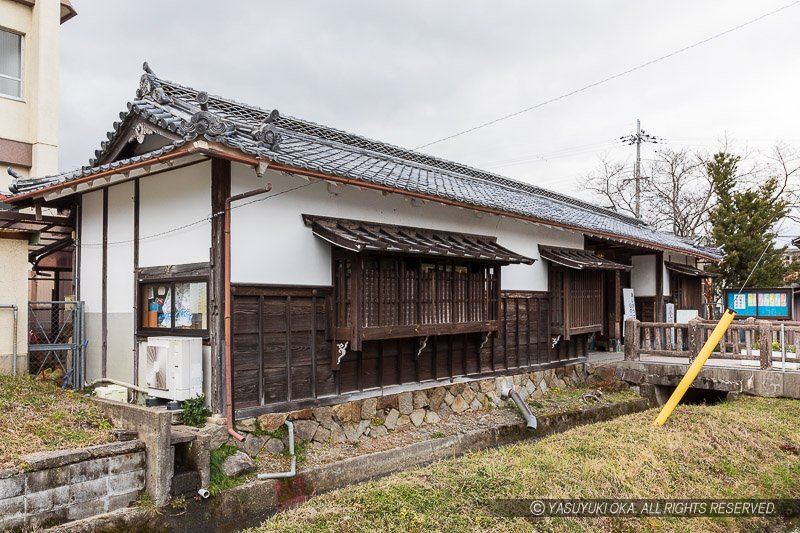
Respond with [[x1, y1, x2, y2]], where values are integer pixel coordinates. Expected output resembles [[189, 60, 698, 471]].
[[230, 164, 584, 291], [139, 162, 211, 268], [79, 190, 103, 313], [106, 181, 134, 312]]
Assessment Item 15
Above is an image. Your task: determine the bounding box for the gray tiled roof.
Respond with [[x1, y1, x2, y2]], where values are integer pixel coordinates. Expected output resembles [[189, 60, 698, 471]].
[[9, 64, 722, 260]]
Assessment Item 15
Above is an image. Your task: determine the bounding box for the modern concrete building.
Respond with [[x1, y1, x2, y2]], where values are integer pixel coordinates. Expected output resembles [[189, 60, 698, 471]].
[[0, 0, 76, 374], [0, 0, 76, 188]]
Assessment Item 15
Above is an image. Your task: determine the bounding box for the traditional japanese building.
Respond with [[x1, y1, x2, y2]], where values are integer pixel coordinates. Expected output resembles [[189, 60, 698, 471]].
[[4, 64, 720, 423]]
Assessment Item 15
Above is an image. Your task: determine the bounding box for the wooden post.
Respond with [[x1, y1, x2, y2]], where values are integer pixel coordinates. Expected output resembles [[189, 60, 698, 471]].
[[654, 252, 664, 322], [758, 320, 773, 369], [624, 317, 640, 361], [210, 158, 231, 415], [687, 317, 701, 363]]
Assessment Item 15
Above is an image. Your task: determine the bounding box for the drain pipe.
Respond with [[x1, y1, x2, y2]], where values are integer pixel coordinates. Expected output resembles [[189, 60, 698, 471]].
[[224, 184, 272, 442], [500, 384, 537, 431], [257, 420, 296, 480], [0, 305, 18, 376]]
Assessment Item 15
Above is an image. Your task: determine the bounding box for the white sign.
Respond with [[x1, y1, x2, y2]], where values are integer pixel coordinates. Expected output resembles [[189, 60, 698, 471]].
[[665, 303, 675, 324], [623, 288, 636, 319]]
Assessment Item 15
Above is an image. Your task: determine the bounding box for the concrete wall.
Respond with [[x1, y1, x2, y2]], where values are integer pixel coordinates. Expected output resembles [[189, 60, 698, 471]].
[[0, 0, 63, 185], [0, 236, 28, 374], [0, 440, 145, 531], [230, 163, 584, 290]]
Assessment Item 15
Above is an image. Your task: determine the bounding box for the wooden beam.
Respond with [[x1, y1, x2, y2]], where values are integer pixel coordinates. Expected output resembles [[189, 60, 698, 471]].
[[210, 158, 231, 415], [101, 188, 108, 378], [133, 178, 140, 386], [655, 252, 664, 322]]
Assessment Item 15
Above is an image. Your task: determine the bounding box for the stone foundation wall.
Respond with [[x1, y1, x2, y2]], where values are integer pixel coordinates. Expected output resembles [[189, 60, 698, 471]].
[[216, 364, 587, 456], [0, 441, 146, 531]]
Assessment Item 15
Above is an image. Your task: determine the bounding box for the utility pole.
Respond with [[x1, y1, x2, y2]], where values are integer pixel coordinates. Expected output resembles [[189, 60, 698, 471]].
[[620, 119, 660, 219]]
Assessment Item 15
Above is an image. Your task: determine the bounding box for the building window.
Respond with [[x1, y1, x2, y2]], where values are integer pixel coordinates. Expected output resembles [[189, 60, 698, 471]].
[[0, 29, 22, 99], [140, 281, 208, 334]]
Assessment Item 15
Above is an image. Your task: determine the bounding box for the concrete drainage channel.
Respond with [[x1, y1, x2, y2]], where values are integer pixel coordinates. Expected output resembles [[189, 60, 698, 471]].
[[48, 397, 651, 533]]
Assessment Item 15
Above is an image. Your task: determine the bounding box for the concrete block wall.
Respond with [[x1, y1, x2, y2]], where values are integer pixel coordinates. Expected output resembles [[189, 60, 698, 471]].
[[0, 441, 145, 531]]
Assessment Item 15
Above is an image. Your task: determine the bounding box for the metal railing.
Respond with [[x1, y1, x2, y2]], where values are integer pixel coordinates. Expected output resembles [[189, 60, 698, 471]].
[[624, 316, 800, 371], [27, 301, 85, 388]]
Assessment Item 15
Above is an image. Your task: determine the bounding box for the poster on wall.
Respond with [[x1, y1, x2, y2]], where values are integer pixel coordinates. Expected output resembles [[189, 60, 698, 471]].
[[724, 288, 791, 319]]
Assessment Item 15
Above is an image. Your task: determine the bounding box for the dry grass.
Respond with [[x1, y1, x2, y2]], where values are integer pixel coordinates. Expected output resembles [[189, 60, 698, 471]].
[[253, 396, 800, 532], [0, 375, 113, 469]]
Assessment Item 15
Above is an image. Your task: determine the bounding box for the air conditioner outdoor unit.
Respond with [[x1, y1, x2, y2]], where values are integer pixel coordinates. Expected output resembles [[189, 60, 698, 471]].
[[145, 336, 203, 401]]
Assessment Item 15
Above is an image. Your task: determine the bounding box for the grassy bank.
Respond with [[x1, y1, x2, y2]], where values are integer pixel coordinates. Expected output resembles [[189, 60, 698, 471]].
[[0, 375, 112, 469], [253, 396, 800, 532]]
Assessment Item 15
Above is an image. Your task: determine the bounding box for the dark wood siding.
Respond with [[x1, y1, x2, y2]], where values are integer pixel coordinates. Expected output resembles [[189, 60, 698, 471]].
[[232, 286, 576, 417]]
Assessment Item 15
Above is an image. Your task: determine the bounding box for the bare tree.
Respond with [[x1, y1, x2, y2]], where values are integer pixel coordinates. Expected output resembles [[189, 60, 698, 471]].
[[581, 148, 713, 237]]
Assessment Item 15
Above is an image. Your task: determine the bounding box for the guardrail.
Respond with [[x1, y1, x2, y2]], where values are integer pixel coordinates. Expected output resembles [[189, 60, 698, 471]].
[[623, 316, 800, 370]]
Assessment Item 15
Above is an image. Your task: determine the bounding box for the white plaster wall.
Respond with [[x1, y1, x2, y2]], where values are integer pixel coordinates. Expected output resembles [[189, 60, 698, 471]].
[[230, 164, 584, 290], [106, 181, 135, 383], [630, 254, 672, 297], [79, 190, 103, 313], [138, 162, 211, 268], [0, 237, 29, 374]]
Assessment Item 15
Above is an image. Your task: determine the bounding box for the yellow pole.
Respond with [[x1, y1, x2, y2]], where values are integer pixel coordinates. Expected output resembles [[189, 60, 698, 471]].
[[653, 309, 737, 426]]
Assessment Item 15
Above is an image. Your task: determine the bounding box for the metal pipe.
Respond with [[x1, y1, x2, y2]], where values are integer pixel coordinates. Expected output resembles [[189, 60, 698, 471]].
[[500, 385, 537, 431], [224, 184, 272, 442], [257, 420, 297, 480], [0, 305, 18, 376]]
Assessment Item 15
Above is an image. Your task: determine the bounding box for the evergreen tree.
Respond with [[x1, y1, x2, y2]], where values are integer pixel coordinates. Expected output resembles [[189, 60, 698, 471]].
[[706, 152, 789, 289]]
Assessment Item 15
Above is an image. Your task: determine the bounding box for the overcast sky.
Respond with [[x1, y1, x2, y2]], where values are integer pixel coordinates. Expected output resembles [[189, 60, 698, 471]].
[[60, 1, 800, 212]]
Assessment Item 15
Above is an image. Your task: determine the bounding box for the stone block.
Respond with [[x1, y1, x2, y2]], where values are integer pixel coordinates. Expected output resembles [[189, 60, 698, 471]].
[[108, 470, 145, 496], [288, 408, 313, 421], [451, 394, 469, 413], [428, 387, 446, 410], [237, 417, 257, 432], [69, 478, 108, 504], [199, 423, 230, 450], [0, 474, 24, 499], [0, 512, 24, 531], [361, 397, 378, 420], [398, 392, 414, 415], [410, 409, 426, 427], [370, 425, 388, 438], [412, 390, 429, 409], [461, 387, 476, 404], [293, 420, 320, 442], [342, 422, 364, 442], [384, 409, 400, 430], [333, 402, 362, 423], [539, 379, 549, 394], [107, 490, 140, 512], [68, 458, 108, 483], [264, 438, 285, 454], [377, 394, 399, 411], [479, 379, 494, 393], [313, 426, 331, 443], [66, 498, 106, 521], [257, 412, 288, 431], [312, 406, 334, 428], [397, 414, 411, 427], [25, 485, 69, 514], [26, 466, 69, 493], [221, 451, 255, 478], [330, 422, 347, 444], [108, 452, 146, 476], [240, 434, 267, 457], [470, 399, 483, 411], [0, 495, 24, 518], [424, 411, 440, 424], [449, 383, 466, 395], [444, 392, 455, 406]]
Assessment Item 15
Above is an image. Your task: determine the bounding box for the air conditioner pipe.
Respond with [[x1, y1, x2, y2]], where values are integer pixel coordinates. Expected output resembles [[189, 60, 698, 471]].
[[87, 377, 150, 394], [257, 420, 296, 480], [224, 184, 272, 442], [0, 305, 18, 376], [197, 488, 210, 499], [500, 385, 538, 431]]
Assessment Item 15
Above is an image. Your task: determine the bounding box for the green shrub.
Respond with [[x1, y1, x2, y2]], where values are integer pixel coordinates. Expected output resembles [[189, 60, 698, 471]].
[[209, 444, 244, 496], [181, 395, 211, 427]]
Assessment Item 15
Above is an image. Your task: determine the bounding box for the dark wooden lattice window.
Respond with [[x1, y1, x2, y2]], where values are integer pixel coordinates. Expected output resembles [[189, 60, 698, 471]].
[[332, 250, 500, 351]]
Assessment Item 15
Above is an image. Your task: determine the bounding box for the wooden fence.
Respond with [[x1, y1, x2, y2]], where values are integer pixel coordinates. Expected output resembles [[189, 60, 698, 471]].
[[624, 317, 800, 370]]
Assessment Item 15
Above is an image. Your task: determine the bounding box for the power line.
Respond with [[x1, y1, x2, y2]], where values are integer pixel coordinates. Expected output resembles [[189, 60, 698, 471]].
[[82, 180, 319, 248], [413, 1, 800, 151]]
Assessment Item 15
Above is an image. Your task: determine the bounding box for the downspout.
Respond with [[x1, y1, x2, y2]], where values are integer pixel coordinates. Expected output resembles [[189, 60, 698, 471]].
[[0, 305, 18, 376], [224, 184, 272, 441], [500, 384, 537, 431]]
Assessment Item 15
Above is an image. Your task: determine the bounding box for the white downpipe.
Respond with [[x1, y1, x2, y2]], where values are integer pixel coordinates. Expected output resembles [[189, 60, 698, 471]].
[[257, 421, 297, 480]]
